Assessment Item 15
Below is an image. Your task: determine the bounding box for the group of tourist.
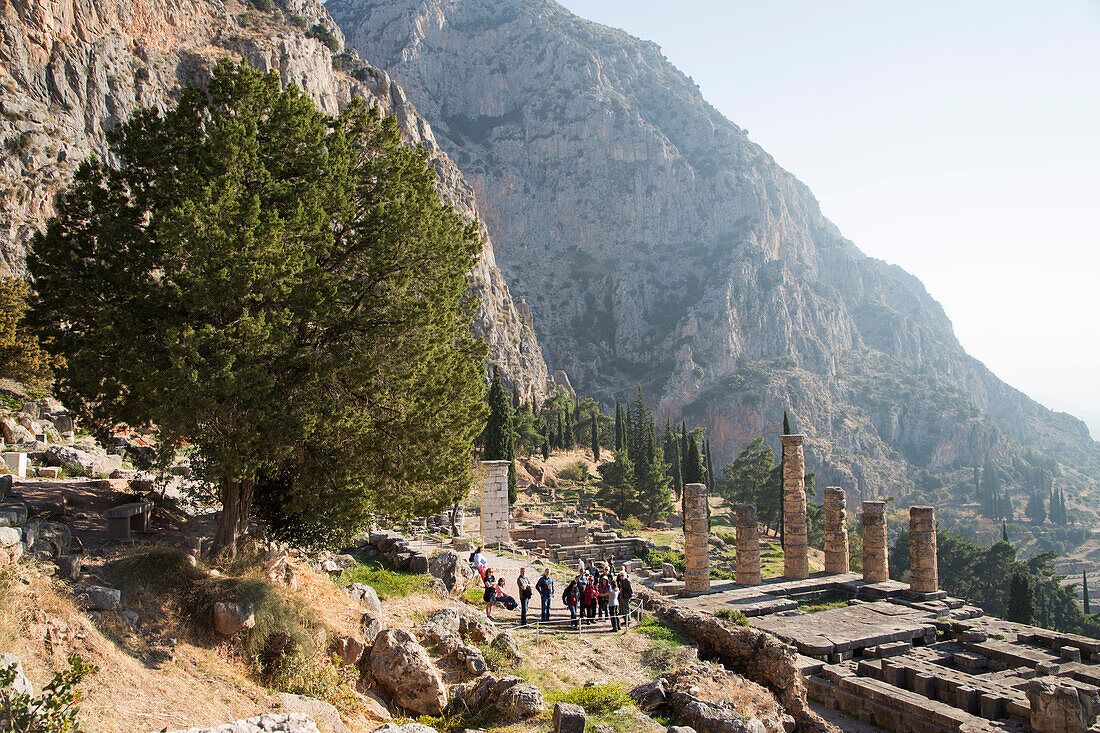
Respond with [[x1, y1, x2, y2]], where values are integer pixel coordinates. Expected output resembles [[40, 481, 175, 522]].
[[469, 547, 633, 631]]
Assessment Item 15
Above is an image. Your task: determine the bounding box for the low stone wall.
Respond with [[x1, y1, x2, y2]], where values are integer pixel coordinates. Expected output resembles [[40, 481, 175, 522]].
[[510, 520, 587, 547], [550, 538, 646, 565], [636, 587, 837, 733]]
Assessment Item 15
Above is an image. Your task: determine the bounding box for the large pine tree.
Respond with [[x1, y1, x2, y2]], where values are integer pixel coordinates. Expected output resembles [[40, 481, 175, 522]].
[[29, 61, 487, 555]]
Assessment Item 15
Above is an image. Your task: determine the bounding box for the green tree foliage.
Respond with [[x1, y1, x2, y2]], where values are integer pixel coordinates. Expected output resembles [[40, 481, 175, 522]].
[[682, 436, 704, 485], [720, 438, 779, 530], [591, 418, 600, 462], [0, 653, 97, 732], [596, 450, 636, 520], [0, 277, 56, 389], [614, 399, 623, 452], [305, 23, 340, 52], [1007, 570, 1033, 624], [1026, 486, 1047, 524], [29, 62, 487, 555], [892, 526, 1100, 637], [782, 410, 791, 435], [484, 367, 517, 503], [1085, 570, 1091, 615], [1002, 522, 1009, 543]]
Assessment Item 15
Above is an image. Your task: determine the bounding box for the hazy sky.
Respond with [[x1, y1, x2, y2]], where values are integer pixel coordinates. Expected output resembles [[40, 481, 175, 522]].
[[556, 0, 1100, 437]]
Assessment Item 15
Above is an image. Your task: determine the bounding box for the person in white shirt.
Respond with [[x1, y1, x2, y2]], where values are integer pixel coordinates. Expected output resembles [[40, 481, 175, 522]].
[[608, 579, 621, 632]]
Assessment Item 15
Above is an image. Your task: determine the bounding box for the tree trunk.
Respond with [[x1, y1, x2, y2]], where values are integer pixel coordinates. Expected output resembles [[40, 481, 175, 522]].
[[213, 476, 254, 559]]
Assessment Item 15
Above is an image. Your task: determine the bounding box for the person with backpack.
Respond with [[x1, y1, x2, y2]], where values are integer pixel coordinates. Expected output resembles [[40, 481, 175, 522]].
[[517, 567, 532, 626], [495, 576, 518, 611], [562, 578, 580, 629], [617, 566, 634, 627], [470, 546, 487, 577], [608, 578, 621, 631], [535, 568, 554, 622]]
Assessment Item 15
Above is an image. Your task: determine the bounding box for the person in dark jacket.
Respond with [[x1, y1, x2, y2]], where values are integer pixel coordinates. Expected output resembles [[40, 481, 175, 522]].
[[617, 566, 634, 627], [482, 567, 497, 618], [535, 568, 555, 621], [563, 578, 580, 629], [517, 567, 532, 626]]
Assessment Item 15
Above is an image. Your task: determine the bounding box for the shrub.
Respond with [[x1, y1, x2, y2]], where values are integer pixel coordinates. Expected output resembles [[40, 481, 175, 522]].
[[245, 0, 273, 10], [306, 23, 340, 52], [265, 652, 359, 713], [548, 682, 632, 714], [621, 516, 644, 534], [0, 277, 55, 388], [714, 608, 749, 626], [0, 653, 97, 732], [558, 460, 589, 483], [637, 546, 685, 573], [287, 14, 307, 29]]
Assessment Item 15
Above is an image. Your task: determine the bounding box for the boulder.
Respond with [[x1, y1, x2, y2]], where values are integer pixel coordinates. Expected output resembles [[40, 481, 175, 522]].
[[369, 629, 447, 716], [44, 444, 119, 477], [553, 702, 586, 733], [428, 550, 476, 596], [277, 693, 351, 733], [56, 553, 82, 580], [22, 519, 71, 559], [2, 417, 35, 444], [332, 635, 366, 667], [491, 631, 521, 661], [360, 612, 383, 645], [346, 583, 383, 616], [630, 678, 668, 711], [669, 691, 764, 733], [409, 552, 430, 575], [424, 608, 461, 634], [0, 527, 20, 548], [495, 682, 544, 718], [213, 601, 256, 636], [77, 585, 122, 611], [458, 612, 494, 644], [457, 644, 487, 675], [421, 622, 462, 654]]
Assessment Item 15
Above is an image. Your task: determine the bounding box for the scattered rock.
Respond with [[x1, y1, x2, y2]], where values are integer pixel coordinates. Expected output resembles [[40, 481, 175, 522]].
[[346, 583, 383, 616], [164, 713, 320, 732], [553, 702, 586, 733], [332, 635, 366, 667], [0, 527, 20, 548], [361, 612, 383, 645], [369, 723, 439, 733], [55, 553, 82, 580], [369, 629, 447, 716], [277, 693, 351, 733], [495, 682, 543, 718], [630, 678, 668, 711], [22, 519, 71, 559], [458, 612, 494, 644], [490, 631, 521, 662], [457, 644, 487, 675], [424, 608, 460, 634], [213, 601, 256, 636], [77, 585, 121, 611], [427, 550, 475, 596]]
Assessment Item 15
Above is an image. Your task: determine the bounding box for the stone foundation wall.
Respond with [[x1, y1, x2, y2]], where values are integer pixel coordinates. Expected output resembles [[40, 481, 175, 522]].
[[510, 521, 587, 547]]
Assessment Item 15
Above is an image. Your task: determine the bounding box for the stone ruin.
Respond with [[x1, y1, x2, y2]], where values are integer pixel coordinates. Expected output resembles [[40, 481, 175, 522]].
[[479, 460, 511, 546], [682, 482, 710, 594], [641, 429, 1100, 733]]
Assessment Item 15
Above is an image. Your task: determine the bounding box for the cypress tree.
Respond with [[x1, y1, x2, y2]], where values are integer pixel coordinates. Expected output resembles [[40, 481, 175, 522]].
[[1002, 521, 1008, 543], [591, 418, 600, 462], [680, 422, 689, 478], [1007, 571, 1033, 624], [1085, 570, 1091, 615], [557, 413, 564, 449], [614, 399, 623, 452], [484, 367, 517, 502], [683, 436, 705, 485], [783, 410, 792, 435], [541, 439, 549, 461], [705, 439, 715, 489]]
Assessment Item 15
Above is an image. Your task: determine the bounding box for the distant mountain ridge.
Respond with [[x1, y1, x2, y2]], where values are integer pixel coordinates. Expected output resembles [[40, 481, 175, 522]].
[[329, 0, 1099, 508], [0, 0, 552, 399]]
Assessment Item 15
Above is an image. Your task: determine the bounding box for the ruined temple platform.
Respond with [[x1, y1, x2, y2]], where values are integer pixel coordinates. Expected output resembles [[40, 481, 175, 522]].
[[673, 571, 909, 616]]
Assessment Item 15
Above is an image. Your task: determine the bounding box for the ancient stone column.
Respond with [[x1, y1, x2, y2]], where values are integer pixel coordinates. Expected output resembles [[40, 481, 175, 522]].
[[862, 501, 889, 583], [780, 434, 809, 579], [908, 506, 938, 593], [823, 486, 850, 574], [683, 483, 710, 593], [480, 460, 512, 546], [735, 503, 761, 586]]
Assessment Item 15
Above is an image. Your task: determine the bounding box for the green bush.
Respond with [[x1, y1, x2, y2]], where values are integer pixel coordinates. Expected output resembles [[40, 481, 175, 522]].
[[265, 652, 359, 712], [0, 654, 97, 732], [548, 682, 633, 714], [713, 608, 749, 626], [306, 23, 340, 52], [631, 615, 685, 645], [558, 460, 589, 483], [245, 0, 273, 11], [637, 546, 685, 573], [621, 516, 644, 534]]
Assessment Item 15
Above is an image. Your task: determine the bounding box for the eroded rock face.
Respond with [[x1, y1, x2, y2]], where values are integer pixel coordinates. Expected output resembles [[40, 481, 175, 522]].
[[330, 0, 1100, 495], [369, 629, 447, 716], [0, 0, 550, 398]]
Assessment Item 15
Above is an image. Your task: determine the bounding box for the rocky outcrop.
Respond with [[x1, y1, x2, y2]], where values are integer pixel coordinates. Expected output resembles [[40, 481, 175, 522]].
[[369, 628, 447, 716], [637, 589, 834, 733], [0, 0, 550, 398], [331, 0, 1100, 501]]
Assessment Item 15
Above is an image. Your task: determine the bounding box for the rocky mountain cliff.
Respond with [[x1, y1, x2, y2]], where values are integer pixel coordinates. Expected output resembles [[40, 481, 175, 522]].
[[330, 0, 1099, 507], [0, 0, 551, 398]]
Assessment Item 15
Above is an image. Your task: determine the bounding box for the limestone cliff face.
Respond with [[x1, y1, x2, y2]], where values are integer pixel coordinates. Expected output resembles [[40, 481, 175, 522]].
[[330, 0, 1099, 502], [0, 0, 550, 397]]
